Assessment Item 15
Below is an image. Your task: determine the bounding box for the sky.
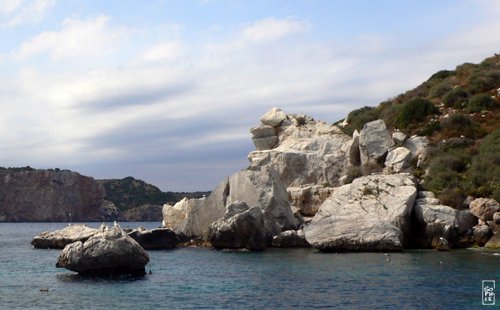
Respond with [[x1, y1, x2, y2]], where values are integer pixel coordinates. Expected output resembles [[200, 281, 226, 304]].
[[0, 0, 499, 191]]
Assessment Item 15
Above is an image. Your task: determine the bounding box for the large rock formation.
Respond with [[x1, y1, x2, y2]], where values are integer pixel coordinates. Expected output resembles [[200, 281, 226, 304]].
[[248, 111, 353, 188], [224, 168, 299, 238], [304, 173, 417, 251], [162, 180, 227, 240], [469, 198, 500, 221], [412, 196, 477, 248], [56, 225, 149, 276], [31, 224, 98, 249], [0, 169, 112, 222], [208, 202, 267, 250]]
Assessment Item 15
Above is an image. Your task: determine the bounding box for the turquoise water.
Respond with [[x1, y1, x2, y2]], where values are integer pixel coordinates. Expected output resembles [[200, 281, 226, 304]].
[[0, 222, 499, 309]]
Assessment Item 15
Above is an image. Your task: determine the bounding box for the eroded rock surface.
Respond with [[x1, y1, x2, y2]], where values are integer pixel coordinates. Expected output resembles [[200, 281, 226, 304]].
[[304, 174, 417, 251], [31, 224, 98, 249], [56, 225, 149, 276]]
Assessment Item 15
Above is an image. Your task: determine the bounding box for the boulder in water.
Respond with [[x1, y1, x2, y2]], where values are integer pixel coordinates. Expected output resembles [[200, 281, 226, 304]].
[[31, 224, 98, 249], [56, 225, 149, 276], [208, 202, 267, 250], [128, 227, 179, 250]]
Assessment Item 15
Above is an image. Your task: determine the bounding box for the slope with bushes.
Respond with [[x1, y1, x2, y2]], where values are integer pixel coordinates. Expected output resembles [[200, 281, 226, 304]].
[[339, 54, 500, 207]]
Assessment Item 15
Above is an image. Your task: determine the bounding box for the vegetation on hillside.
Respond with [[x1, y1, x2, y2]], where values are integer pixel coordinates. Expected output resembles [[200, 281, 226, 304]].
[[99, 177, 210, 211], [339, 54, 500, 208]]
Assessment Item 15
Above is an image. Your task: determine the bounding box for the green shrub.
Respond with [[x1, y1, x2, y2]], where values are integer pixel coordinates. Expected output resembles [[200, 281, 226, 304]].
[[468, 70, 500, 94], [396, 98, 439, 128], [428, 70, 455, 81], [443, 88, 469, 108], [466, 129, 500, 200], [344, 106, 381, 135], [344, 166, 362, 184], [442, 113, 485, 138], [438, 188, 466, 209], [361, 161, 383, 176], [466, 93, 499, 113], [455, 62, 477, 79], [429, 79, 454, 99], [416, 121, 441, 136]]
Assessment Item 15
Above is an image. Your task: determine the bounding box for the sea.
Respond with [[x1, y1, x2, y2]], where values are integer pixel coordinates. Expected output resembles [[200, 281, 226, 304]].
[[0, 222, 499, 309]]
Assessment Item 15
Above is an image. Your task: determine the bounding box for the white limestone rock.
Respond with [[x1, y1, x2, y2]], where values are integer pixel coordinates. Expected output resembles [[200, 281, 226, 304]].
[[412, 198, 477, 248], [403, 135, 429, 158], [359, 119, 395, 166], [260, 107, 287, 127], [304, 173, 417, 251], [392, 132, 407, 145], [384, 147, 412, 173]]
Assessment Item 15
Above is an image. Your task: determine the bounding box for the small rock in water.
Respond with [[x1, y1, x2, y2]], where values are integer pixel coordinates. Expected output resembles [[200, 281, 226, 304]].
[[39, 288, 49, 292], [436, 237, 450, 251]]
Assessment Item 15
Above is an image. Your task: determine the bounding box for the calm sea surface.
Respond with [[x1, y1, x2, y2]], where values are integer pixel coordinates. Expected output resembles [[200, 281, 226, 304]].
[[0, 222, 499, 309]]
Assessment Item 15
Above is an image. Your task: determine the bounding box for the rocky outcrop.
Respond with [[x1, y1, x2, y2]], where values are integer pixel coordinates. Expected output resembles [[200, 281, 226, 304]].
[[304, 173, 417, 252], [260, 107, 287, 127], [359, 119, 395, 166], [56, 225, 149, 276], [305, 216, 404, 252], [484, 233, 500, 248], [0, 170, 111, 222], [403, 136, 429, 158], [248, 109, 353, 188], [469, 198, 500, 221], [224, 168, 299, 239], [251, 125, 278, 150], [128, 227, 179, 250], [271, 229, 310, 248], [162, 188, 225, 240], [31, 224, 98, 249], [384, 147, 412, 173], [120, 204, 163, 222], [412, 197, 477, 248], [473, 225, 493, 246], [287, 185, 333, 216], [392, 132, 407, 145], [208, 202, 267, 250]]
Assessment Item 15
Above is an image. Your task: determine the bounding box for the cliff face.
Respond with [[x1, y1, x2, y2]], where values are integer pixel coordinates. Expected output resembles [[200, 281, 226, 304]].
[[0, 169, 113, 222]]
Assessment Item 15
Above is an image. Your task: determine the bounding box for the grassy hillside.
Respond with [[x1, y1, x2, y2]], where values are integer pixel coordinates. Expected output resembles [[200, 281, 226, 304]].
[[99, 176, 210, 211], [339, 54, 500, 207]]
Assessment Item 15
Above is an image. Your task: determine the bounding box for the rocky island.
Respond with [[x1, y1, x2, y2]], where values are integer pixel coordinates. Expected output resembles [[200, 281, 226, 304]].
[[161, 54, 500, 252], [23, 54, 500, 257]]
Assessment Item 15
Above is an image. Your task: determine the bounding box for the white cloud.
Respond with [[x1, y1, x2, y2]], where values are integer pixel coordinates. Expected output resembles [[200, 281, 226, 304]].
[[0, 0, 22, 14], [2, 9, 500, 190], [138, 41, 184, 63], [0, 0, 54, 28], [242, 17, 309, 43], [15, 15, 128, 60]]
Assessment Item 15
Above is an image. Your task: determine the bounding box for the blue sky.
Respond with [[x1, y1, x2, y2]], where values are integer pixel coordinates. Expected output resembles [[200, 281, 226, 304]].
[[0, 0, 499, 191]]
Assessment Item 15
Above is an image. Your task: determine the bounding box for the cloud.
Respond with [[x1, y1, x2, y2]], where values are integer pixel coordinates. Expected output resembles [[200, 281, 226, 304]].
[[15, 14, 128, 60], [2, 10, 500, 191], [138, 41, 184, 63], [0, 0, 22, 14], [242, 17, 310, 43], [0, 0, 54, 28]]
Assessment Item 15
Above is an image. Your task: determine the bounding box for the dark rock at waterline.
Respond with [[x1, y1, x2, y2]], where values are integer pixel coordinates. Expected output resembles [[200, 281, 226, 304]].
[[31, 224, 98, 249], [128, 228, 179, 250], [473, 225, 493, 246], [56, 225, 149, 276], [208, 202, 267, 250], [272, 230, 310, 248]]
